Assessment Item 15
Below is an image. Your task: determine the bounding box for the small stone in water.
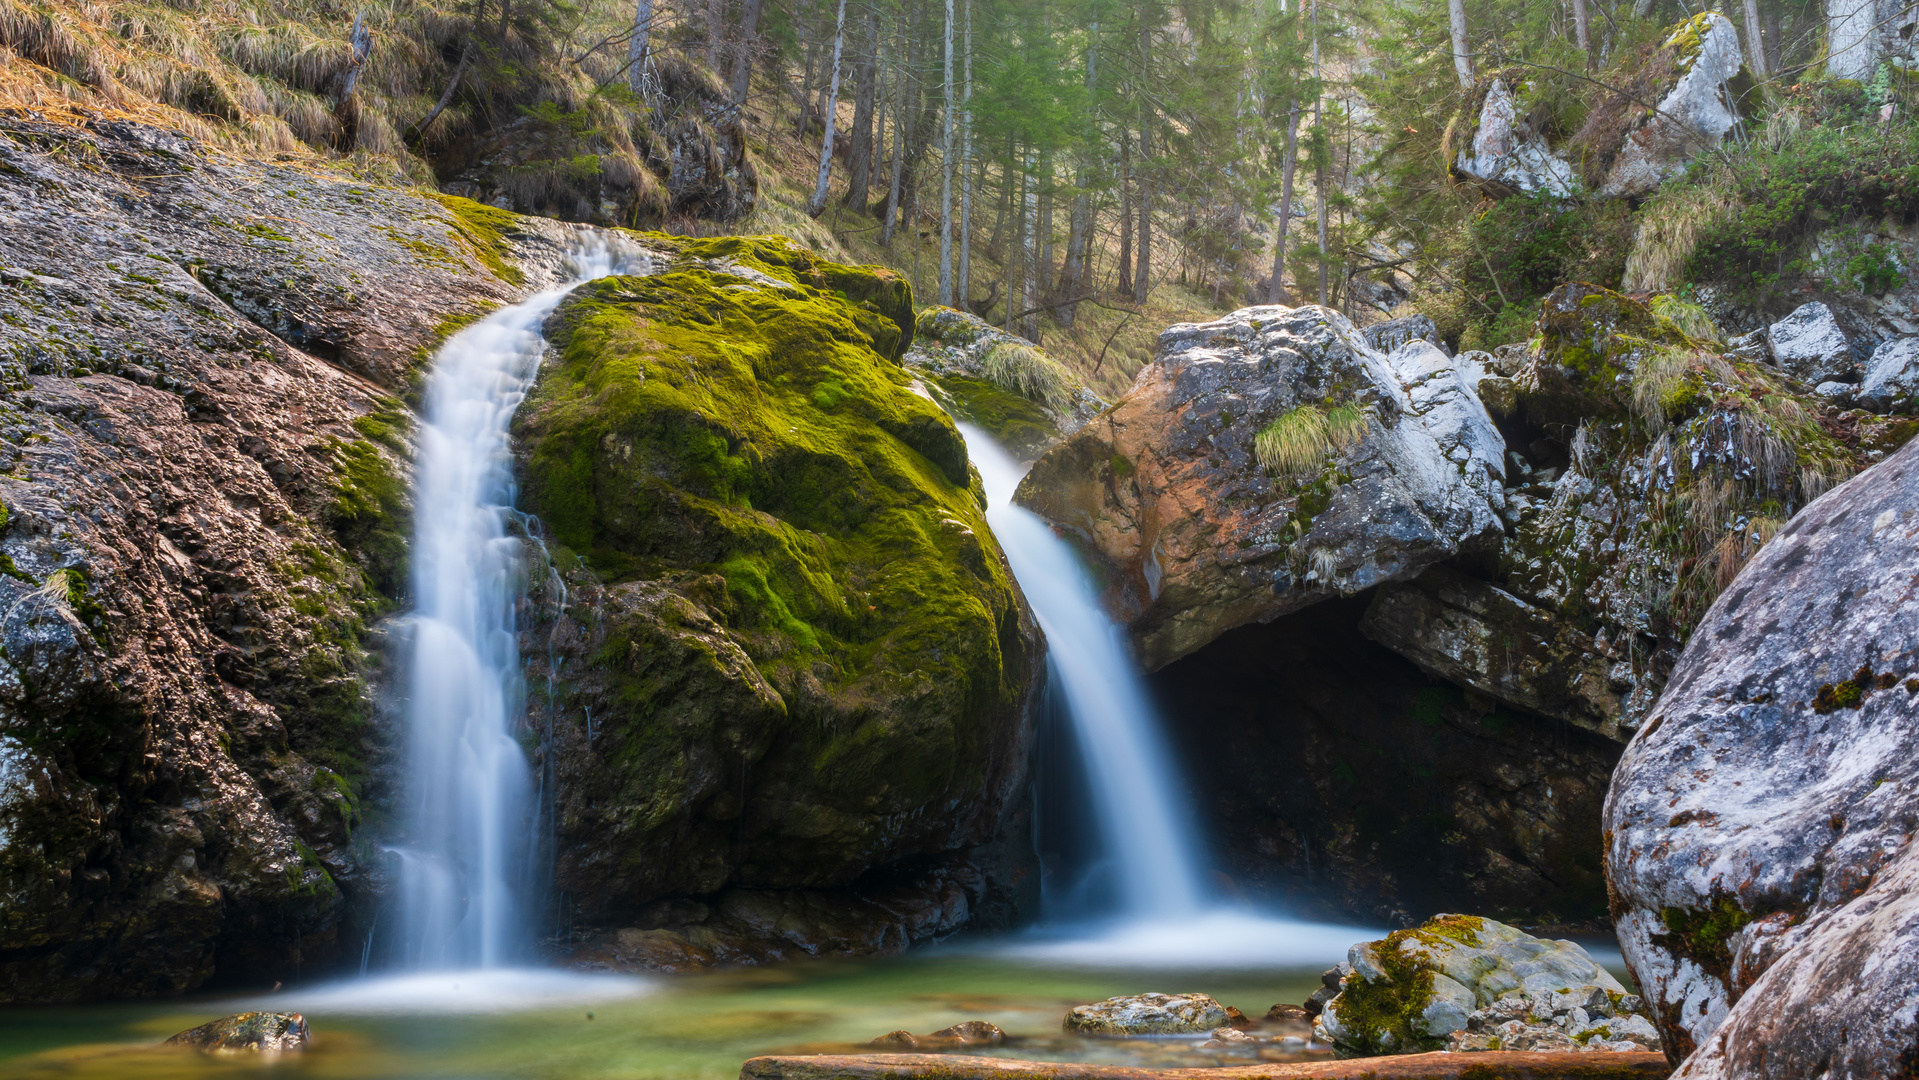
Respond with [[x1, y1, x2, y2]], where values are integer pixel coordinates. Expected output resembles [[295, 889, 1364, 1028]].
[[1200, 1026, 1257, 1047], [869, 1030, 919, 1049], [164, 1012, 309, 1053], [930, 1021, 1005, 1046]]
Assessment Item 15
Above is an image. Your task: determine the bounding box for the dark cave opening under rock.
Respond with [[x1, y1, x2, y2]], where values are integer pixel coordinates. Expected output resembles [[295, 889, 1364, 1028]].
[[1146, 587, 1623, 932]]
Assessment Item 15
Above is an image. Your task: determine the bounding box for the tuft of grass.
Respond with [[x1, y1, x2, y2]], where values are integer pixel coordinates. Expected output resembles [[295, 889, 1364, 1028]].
[[1650, 295, 1720, 343], [980, 341, 1076, 414], [1256, 402, 1368, 476]]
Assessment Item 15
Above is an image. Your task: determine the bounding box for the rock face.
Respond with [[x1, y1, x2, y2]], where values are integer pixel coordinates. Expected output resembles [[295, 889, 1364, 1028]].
[[1604, 435, 1919, 1076], [1455, 79, 1578, 198], [1015, 305, 1504, 670], [0, 113, 584, 1001], [1599, 14, 1746, 198], [513, 236, 1041, 957], [1854, 335, 1919, 412], [1313, 915, 1649, 1057], [905, 306, 1105, 460], [164, 1011, 310, 1053], [1064, 993, 1231, 1035], [1766, 301, 1857, 385]]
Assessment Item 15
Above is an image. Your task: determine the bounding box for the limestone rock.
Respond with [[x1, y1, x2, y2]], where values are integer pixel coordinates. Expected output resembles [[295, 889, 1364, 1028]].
[[1312, 915, 1637, 1056], [517, 237, 1039, 946], [1015, 305, 1504, 670], [1361, 565, 1627, 739], [1456, 79, 1579, 197], [1600, 15, 1746, 198], [164, 1012, 309, 1053], [1855, 336, 1919, 412], [1064, 993, 1231, 1036], [905, 306, 1105, 460], [1362, 314, 1444, 356], [1604, 435, 1919, 1076], [1766, 301, 1857, 385]]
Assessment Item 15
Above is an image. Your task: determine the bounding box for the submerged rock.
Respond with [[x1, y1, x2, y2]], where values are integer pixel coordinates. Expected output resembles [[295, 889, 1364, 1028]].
[[1604, 435, 1919, 1076], [1312, 915, 1646, 1056], [1064, 993, 1230, 1035], [516, 236, 1040, 953], [165, 1012, 309, 1053], [1015, 304, 1504, 670]]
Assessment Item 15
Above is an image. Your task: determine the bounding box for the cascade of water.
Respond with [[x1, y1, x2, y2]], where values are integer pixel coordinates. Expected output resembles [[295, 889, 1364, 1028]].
[[396, 244, 635, 968], [959, 424, 1208, 919]]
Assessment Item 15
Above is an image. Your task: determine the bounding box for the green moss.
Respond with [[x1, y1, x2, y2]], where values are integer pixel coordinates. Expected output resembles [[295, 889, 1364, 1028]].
[[1657, 896, 1752, 979], [930, 374, 1058, 455], [322, 438, 409, 598], [1329, 915, 1492, 1054], [517, 236, 1025, 813], [1814, 663, 1877, 713], [429, 194, 528, 285]]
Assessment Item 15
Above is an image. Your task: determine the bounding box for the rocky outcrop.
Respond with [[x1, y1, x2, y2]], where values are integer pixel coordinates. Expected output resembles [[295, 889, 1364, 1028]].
[[1604, 435, 1919, 1076], [165, 1012, 310, 1053], [1598, 15, 1746, 199], [1313, 915, 1652, 1057], [0, 112, 582, 1001], [1455, 78, 1578, 198], [513, 236, 1041, 957], [1765, 301, 1858, 385], [905, 306, 1105, 460], [1015, 305, 1504, 670], [1856, 335, 1919, 412]]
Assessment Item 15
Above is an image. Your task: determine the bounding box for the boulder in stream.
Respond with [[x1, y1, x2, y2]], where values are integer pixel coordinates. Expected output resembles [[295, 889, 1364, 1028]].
[[164, 1012, 309, 1053], [1063, 993, 1230, 1035]]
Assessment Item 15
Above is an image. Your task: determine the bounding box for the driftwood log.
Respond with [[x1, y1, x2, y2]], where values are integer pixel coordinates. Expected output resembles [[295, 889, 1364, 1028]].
[[740, 1052, 1673, 1080]]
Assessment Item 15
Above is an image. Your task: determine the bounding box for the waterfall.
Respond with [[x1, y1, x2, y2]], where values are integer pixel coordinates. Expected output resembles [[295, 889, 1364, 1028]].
[[959, 424, 1208, 918], [395, 244, 635, 968]]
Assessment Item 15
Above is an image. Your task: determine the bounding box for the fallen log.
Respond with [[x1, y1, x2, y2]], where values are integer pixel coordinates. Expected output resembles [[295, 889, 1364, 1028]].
[[741, 1052, 1672, 1080]]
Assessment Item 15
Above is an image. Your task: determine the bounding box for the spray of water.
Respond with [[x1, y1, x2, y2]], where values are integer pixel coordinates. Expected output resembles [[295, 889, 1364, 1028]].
[[959, 424, 1207, 918], [396, 243, 640, 968]]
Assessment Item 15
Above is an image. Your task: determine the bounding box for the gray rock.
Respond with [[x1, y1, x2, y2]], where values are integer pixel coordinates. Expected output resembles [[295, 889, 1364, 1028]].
[[1604, 434, 1919, 1075], [1016, 305, 1506, 669], [1767, 301, 1857, 384], [1063, 993, 1230, 1036], [1361, 564, 1629, 740], [164, 1012, 309, 1053], [1600, 14, 1746, 197], [1856, 336, 1919, 412], [1813, 380, 1857, 403], [1362, 314, 1443, 355], [1456, 79, 1579, 197]]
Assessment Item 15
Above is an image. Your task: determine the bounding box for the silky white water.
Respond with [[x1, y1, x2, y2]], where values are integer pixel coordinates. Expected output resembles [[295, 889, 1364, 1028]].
[[959, 424, 1208, 918], [396, 244, 637, 968]]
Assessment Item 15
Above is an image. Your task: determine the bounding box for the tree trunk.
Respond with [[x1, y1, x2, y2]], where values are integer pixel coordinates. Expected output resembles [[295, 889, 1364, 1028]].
[[1313, 0, 1328, 306], [707, 0, 727, 70], [880, 59, 909, 243], [958, 0, 974, 306], [1037, 151, 1053, 308], [626, 0, 653, 96], [730, 0, 763, 105], [1571, 0, 1590, 61], [1057, 17, 1097, 327], [1117, 128, 1133, 298], [1828, 0, 1881, 82], [1131, 11, 1152, 306], [843, 8, 879, 212], [1740, 0, 1769, 79], [804, 0, 849, 218], [1022, 148, 1040, 341], [1268, 98, 1298, 304], [1449, 0, 1472, 88], [1007, 153, 1024, 332], [939, 0, 956, 305]]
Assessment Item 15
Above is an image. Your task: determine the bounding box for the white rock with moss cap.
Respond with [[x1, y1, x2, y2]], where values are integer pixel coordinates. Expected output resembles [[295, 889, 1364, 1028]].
[[1063, 993, 1229, 1036], [1312, 915, 1651, 1056]]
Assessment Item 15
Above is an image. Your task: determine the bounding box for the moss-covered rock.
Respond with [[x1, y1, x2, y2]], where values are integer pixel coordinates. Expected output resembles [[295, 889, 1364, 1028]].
[[905, 306, 1105, 460], [515, 236, 1039, 920]]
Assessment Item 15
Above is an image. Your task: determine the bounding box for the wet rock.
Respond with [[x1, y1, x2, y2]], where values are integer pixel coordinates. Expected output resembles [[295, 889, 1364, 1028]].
[[1361, 314, 1444, 356], [1313, 915, 1642, 1056], [519, 238, 1040, 950], [1604, 435, 1919, 1076], [0, 111, 582, 1002], [1766, 301, 1857, 385], [1361, 564, 1627, 739], [932, 1021, 1006, 1046], [1266, 1003, 1314, 1027], [1222, 1005, 1252, 1029], [1200, 1026, 1258, 1047], [1456, 78, 1579, 197], [1599, 15, 1747, 198], [1444, 992, 1661, 1054], [608, 927, 717, 972], [1064, 993, 1231, 1036], [1015, 305, 1504, 670], [870, 1031, 921, 1049], [1855, 336, 1919, 412], [164, 1012, 309, 1053], [904, 306, 1105, 460]]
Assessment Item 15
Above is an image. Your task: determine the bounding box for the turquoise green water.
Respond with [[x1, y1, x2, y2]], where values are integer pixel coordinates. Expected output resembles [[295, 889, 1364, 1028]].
[[0, 946, 1333, 1080]]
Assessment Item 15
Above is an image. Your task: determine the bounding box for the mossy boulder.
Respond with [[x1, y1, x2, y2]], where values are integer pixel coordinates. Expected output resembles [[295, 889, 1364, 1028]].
[[905, 306, 1105, 460], [1314, 915, 1631, 1056], [515, 235, 1039, 918]]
